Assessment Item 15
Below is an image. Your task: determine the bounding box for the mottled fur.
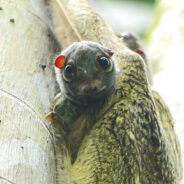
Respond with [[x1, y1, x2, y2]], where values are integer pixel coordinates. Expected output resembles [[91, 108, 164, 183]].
[[48, 41, 182, 184]]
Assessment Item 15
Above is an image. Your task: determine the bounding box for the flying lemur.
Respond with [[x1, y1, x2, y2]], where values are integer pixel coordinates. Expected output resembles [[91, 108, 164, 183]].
[[47, 40, 182, 184]]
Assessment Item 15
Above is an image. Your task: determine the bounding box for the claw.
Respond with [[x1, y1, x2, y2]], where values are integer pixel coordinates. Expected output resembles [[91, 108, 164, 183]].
[[44, 112, 52, 120]]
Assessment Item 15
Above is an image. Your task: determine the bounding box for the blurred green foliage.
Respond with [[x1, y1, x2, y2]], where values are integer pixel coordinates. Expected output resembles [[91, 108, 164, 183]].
[[132, 0, 155, 3], [144, 0, 164, 41]]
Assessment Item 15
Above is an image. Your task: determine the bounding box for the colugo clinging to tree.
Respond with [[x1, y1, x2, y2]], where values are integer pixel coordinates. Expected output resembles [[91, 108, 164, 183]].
[[47, 41, 182, 184]]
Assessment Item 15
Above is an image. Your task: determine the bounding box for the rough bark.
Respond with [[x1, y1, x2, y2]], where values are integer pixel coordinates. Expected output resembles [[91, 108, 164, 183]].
[[0, 1, 60, 183]]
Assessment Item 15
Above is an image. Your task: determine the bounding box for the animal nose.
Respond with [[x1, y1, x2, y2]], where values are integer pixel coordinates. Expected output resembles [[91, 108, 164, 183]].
[[82, 84, 98, 95]]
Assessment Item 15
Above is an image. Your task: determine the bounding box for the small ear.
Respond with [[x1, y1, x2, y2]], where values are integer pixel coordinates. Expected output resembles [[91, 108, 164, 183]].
[[101, 47, 114, 57], [135, 49, 145, 58], [55, 55, 65, 69]]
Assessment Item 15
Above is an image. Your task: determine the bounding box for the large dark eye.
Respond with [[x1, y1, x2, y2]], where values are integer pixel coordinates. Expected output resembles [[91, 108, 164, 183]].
[[97, 57, 112, 72], [99, 57, 109, 69], [63, 65, 74, 82]]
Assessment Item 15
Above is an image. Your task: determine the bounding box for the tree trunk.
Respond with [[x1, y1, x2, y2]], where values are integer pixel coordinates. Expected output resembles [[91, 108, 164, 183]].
[[0, 1, 60, 183], [0, 0, 182, 183]]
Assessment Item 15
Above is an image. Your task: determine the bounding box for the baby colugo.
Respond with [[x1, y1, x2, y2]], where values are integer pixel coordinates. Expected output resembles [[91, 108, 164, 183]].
[[47, 41, 116, 164], [55, 41, 116, 105]]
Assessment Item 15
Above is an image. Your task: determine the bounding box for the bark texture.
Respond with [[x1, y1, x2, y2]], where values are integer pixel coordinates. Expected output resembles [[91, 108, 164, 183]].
[[0, 1, 60, 183]]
